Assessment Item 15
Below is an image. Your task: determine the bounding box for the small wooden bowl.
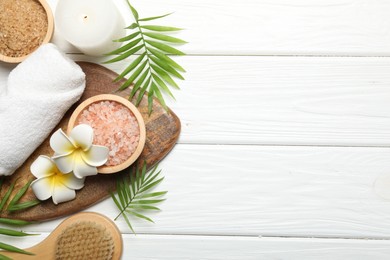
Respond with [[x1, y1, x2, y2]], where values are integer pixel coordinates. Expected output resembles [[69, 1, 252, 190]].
[[67, 94, 146, 174], [0, 0, 54, 63]]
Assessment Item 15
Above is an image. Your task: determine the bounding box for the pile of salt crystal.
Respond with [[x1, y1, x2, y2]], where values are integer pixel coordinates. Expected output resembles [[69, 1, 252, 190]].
[[76, 100, 140, 166]]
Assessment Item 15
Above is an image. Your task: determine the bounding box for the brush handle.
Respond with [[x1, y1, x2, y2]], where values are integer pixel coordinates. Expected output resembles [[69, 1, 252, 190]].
[[1, 212, 123, 260]]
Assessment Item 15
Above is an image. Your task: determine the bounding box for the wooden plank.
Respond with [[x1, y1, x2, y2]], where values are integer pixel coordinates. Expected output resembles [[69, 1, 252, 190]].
[[47, 0, 390, 56], [5, 233, 390, 259], [110, 144, 390, 239], [73, 55, 390, 147], [5, 54, 390, 147], [26, 144, 390, 239], [108, 235, 390, 260]]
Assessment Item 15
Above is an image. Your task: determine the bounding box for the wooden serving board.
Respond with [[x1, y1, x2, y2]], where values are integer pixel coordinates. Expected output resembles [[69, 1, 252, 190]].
[[0, 62, 181, 222]]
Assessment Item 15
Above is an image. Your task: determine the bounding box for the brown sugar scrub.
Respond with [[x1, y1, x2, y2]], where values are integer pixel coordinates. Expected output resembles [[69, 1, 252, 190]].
[[0, 0, 48, 58], [68, 94, 146, 174]]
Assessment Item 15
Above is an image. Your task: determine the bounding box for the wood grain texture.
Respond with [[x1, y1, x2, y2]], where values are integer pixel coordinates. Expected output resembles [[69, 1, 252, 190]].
[[0, 62, 180, 221], [6, 55, 390, 147], [110, 235, 390, 260], [47, 0, 390, 56], [15, 143, 390, 239], [6, 233, 390, 260], [87, 55, 390, 147], [82, 144, 390, 239]]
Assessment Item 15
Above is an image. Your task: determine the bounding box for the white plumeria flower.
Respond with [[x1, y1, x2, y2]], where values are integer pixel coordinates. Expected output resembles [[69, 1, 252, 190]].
[[50, 124, 109, 179], [30, 156, 85, 204]]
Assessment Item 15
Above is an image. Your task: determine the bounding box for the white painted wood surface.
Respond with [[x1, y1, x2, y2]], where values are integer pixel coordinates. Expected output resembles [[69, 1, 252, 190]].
[[6, 234, 390, 260], [50, 0, 390, 56], [1, 0, 390, 259], [65, 55, 390, 147]]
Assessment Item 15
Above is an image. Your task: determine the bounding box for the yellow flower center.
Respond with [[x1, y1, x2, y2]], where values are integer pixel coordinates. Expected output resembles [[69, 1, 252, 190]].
[[51, 167, 73, 186], [72, 148, 86, 164]]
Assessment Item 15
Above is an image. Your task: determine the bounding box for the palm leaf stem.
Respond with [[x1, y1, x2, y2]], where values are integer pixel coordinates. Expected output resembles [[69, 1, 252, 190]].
[[114, 181, 139, 221], [125, 0, 156, 103]]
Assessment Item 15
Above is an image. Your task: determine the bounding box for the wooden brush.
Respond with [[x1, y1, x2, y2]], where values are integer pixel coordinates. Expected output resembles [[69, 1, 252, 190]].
[[2, 212, 123, 260]]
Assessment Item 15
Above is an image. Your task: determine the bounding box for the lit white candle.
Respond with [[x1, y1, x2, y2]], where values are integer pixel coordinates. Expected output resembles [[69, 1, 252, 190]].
[[55, 0, 125, 56]]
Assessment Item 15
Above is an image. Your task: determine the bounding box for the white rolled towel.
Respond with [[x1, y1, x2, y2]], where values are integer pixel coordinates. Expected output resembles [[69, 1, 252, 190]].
[[0, 43, 86, 176]]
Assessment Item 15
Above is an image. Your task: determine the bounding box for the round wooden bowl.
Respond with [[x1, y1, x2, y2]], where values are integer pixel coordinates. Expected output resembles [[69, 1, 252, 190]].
[[67, 94, 146, 174], [0, 0, 54, 63]]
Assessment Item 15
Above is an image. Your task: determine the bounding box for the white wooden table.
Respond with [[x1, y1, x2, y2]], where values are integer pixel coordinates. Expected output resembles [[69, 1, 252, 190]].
[[2, 0, 390, 259]]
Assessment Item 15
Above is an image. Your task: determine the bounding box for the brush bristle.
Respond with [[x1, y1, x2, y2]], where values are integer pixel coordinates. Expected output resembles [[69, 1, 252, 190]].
[[55, 221, 114, 260]]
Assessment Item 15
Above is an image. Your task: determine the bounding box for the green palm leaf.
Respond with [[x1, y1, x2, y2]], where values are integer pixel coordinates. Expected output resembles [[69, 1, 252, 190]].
[[0, 177, 40, 213], [141, 25, 182, 31], [7, 201, 40, 212], [106, 38, 142, 55], [0, 228, 36, 237], [138, 13, 173, 22], [0, 177, 38, 257], [130, 69, 149, 100], [149, 55, 184, 80], [111, 162, 166, 233], [147, 47, 186, 72], [105, 45, 143, 64], [106, 0, 186, 114], [119, 60, 148, 91], [126, 23, 138, 29], [151, 64, 180, 89], [0, 242, 34, 256], [152, 73, 175, 99], [128, 205, 160, 210], [0, 254, 11, 260], [125, 210, 154, 223], [0, 218, 31, 226], [145, 40, 185, 55], [151, 82, 166, 109], [136, 76, 151, 106], [129, 4, 139, 20], [115, 53, 146, 82], [143, 32, 187, 43], [114, 31, 140, 42], [7, 180, 33, 211]]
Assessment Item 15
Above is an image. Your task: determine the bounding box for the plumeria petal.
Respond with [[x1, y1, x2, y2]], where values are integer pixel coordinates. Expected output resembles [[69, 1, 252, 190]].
[[52, 183, 76, 205], [73, 159, 98, 179], [69, 124, 93, 151], [30, 177, 53, 201], [30, 156, 56, 178], [81, 145, 109, 167], [59, 173, 85, 190], [31, 124, 107, 205], [50, 128, 75, 155], [52, 152, 74, 174]]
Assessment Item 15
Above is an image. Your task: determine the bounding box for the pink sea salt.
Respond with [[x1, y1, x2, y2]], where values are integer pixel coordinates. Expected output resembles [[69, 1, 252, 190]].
[[76, 101, 140, 166]]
